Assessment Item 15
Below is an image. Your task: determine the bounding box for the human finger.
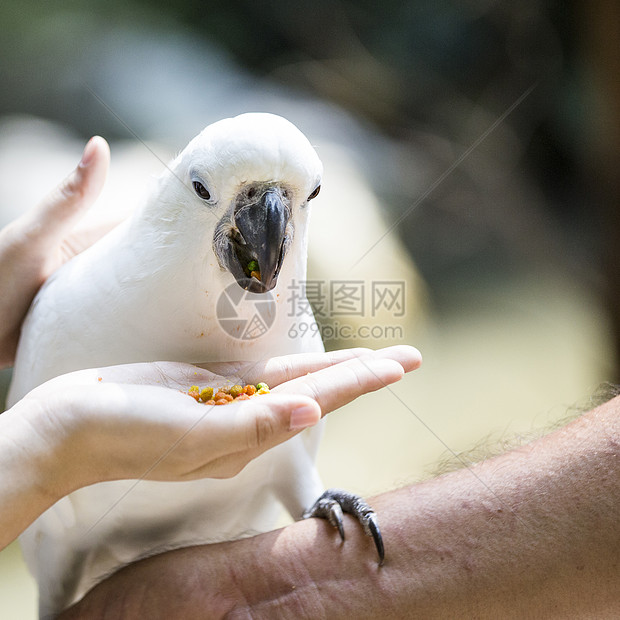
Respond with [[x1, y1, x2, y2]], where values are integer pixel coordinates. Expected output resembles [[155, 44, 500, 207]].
[[195, 348, 370, 386], [271, 355, 412, 416], [79, 385, 321, 481], [171, 394, 322, 479], [254, 344, 421, 387], [200, 345, 421, 388], [21, 136, 110, 248]]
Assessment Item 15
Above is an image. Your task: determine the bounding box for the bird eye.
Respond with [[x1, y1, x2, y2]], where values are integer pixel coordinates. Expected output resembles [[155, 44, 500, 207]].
[[307, 185, 321, 201], [193, 181, 211, 200]]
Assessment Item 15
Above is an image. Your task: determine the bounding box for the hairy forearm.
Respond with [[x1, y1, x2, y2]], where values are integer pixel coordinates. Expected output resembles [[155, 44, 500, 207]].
[[63, 395, 620, 618]]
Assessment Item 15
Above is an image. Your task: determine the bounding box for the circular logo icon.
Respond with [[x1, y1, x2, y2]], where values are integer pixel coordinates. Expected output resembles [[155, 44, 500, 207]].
[[216, 281, 276, 340]]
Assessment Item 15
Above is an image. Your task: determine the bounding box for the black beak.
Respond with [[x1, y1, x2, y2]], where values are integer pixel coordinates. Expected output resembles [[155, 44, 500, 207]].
[[228, 188, 289, 293]]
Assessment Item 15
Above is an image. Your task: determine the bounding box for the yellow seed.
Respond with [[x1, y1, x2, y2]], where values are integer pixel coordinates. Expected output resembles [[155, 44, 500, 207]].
[[229, 385, 244, 398], [199, 387, 214, 402]]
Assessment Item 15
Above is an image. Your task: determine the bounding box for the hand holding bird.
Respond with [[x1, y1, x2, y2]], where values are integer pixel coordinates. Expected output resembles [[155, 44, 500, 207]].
[[0, 136, 113, 369]]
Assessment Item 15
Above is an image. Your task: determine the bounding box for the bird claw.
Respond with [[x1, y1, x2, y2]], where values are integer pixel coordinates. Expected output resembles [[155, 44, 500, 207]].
[[303, 488, 385, 565]]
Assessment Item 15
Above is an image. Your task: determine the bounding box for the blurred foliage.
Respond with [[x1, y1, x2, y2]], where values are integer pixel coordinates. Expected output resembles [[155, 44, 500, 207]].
[[0, 0, 589, 214], [0, 0, 581, 131], [0, 0, 615, 315]]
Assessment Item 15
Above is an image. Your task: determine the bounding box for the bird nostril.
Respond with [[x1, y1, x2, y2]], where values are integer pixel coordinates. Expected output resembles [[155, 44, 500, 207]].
[[247, 187, 257, 199], [230, 228, 244, 245]]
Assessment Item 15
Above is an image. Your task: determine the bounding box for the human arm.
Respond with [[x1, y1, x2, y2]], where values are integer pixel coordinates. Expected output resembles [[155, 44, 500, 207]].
[[0, 136, 111, 369], [61, 393, 620, 619], [0, 345, 420, 552]]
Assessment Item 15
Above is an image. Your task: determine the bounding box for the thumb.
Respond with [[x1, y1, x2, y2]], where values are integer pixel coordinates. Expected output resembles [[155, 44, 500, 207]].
[[24, 136, 110, 246], [215, 394, 322, 455]]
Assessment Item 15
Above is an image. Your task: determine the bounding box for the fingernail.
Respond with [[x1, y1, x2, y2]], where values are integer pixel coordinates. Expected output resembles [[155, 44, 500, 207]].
[[79, 137, 97, 167], [289, 405, 319, 430]]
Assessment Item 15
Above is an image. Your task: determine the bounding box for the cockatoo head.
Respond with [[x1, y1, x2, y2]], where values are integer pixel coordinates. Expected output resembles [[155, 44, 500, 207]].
[[159, 113, 322, 294]]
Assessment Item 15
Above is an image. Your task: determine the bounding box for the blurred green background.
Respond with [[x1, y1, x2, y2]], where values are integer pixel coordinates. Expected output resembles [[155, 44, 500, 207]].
[[0, 0, 618, 616]]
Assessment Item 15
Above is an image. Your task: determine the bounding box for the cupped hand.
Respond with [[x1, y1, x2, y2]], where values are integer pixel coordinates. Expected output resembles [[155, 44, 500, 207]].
[[0, 136, 112, 368], [18, 346, 421, 498]]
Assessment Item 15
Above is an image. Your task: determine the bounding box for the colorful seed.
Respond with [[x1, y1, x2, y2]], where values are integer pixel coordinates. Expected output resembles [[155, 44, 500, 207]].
[[199, 387, 214, 402], [229, 385, 244, 398], [187, 382, 269, 405]]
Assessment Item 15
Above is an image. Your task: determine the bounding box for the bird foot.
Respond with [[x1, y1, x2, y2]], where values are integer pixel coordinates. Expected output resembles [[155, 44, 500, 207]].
[[303, 488, 384, 565]]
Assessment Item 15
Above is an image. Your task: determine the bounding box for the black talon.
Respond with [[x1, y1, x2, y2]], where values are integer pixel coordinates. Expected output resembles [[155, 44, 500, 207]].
[[366, 513, 385, 566], [328, 502, 345, 541], [303, 488, 384, 565]]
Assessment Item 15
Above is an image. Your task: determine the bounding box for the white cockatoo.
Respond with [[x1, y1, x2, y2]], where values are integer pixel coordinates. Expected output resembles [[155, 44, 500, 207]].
[[8, 113, 383, 617]]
